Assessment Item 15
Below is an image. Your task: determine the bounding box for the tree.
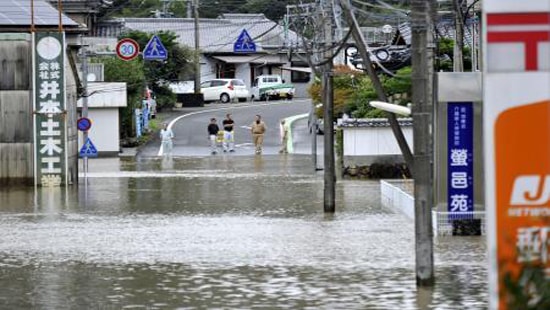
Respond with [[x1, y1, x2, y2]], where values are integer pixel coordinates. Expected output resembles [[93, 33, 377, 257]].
[[241, 0, 288, 21], [121, 30, 195, 109], [308, 65, 412, 119], [102, 57, 145, 139]]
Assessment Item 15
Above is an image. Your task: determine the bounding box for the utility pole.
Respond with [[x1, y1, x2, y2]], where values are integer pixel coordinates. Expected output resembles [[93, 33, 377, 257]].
[[193, 0, 200, 94], [186, 0, 192, 18], [321, 0, 336, 213], [338, 0, 414, 173], [411, 0, 435, 286], [81, 44, 89, 175], [452, 0, 465, 72]]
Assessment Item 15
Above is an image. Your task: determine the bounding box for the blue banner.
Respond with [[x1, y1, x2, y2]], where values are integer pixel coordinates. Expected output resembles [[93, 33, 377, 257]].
[[447, 102, 474, 219]]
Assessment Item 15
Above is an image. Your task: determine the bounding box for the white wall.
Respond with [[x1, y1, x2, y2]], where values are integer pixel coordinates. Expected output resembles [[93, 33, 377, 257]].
[[235, 63, 251, 88], [343, 126, 413, 156], [80, 109, 120, 154]]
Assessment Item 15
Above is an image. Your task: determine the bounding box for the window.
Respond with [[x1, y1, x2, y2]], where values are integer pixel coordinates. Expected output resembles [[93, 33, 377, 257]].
[[290, 61, 311, 83], [231, 79, 245, 86], [263, 77, 278, 83], [211, 80, 226, 87], [218, 63, 236, 78]]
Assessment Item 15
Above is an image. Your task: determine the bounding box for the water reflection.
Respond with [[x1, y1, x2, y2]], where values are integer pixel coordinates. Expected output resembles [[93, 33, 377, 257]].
[[0, 156, 487, 309]]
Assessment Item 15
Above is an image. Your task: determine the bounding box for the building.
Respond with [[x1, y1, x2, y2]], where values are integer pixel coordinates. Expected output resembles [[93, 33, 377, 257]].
[[48, 0, 113, 34], [0, 0, 83, 185], [97, 14, 313, 98], [77, 82, 127, 156]]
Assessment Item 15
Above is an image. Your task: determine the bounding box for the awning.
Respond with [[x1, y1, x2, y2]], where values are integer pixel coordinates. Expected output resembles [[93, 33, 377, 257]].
[[212, 55, 285, 64], [281, 66, 313, 73]]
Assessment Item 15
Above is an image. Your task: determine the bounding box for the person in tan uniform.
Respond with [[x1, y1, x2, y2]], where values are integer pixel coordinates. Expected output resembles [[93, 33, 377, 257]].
[[279, 119, 289, 154], [251, 114, 267, 154]]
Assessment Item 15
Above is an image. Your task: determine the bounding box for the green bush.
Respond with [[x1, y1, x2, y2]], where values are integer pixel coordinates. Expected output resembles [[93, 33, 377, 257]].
[[307, 65, 412, 119]]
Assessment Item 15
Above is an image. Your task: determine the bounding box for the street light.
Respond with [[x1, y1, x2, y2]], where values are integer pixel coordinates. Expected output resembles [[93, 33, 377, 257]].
[[369, 100, 411, 116]]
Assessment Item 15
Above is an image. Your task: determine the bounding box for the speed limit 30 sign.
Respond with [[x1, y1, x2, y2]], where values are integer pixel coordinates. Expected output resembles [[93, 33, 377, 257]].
[[116, 38, 140, 61]]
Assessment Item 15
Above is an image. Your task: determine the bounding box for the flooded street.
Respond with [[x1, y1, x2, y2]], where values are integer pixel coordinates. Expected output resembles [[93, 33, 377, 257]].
[[0, 156, 487, 309]]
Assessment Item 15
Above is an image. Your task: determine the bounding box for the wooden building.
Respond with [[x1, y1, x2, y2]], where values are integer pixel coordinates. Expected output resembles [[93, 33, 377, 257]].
[[0, 0, 83, 185]]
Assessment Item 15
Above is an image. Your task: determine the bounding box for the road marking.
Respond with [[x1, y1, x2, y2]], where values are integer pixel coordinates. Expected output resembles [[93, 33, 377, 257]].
[[157, 100, 309, 156], [235, 143, 254, 148]]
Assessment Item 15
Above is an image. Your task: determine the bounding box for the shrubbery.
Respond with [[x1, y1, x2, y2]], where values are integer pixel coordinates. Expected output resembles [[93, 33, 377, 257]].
[[308, 65, 412, 119]]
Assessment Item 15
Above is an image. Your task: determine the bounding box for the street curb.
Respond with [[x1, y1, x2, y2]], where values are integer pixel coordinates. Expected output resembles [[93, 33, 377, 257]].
[[283, 113, 308, 153]]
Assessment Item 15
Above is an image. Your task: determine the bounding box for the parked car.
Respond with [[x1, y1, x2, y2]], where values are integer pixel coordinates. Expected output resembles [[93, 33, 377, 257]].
[[199, 79, 250, 103]]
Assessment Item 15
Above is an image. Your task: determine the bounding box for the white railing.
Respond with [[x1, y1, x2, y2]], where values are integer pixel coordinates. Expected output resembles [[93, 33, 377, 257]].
[[380, 180, 415, 219], [380, 180, 486, 236]]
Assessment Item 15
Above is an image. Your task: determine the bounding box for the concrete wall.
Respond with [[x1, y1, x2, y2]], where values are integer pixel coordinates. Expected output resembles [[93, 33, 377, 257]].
[[81, 109, 120, 155], [77, 82, 126, 155], [343, 126, 414, 156]]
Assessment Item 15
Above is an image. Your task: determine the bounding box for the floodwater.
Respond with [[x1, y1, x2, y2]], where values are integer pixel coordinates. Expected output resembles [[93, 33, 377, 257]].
[[0, 156, 487, 309]]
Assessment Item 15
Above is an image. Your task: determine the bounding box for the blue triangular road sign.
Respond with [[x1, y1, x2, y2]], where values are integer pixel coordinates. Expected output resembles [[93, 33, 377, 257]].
[[79, 137, 98, 158], [234, 29, 256, 53], [143, 35, 168, 60]]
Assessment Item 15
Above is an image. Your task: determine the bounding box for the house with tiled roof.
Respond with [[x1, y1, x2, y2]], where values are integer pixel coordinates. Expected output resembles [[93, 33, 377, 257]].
[[47, 0, 113, 34], [97, 13, 312, 98]]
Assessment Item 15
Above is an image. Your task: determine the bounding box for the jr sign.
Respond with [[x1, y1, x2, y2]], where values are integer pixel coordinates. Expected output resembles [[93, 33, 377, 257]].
[[33, 32, 67, 186], [484, 1, 550, 308]]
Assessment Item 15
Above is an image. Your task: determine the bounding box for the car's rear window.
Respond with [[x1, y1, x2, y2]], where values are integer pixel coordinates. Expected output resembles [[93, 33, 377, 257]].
[[263, 77, 279, 83], [231, 79, 245, 86]]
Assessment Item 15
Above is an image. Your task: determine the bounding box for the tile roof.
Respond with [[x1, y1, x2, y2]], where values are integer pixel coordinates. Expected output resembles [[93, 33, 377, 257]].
[[339, 118, 413, 128], [0, 0, 78, 26], [118, 14, 300, 53]]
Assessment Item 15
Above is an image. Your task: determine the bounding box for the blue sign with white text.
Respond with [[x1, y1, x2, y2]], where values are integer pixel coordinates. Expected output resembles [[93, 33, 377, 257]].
[[447, 102, 473, 220], [234, 29, 256, 53], [143, 35, 168, 60]]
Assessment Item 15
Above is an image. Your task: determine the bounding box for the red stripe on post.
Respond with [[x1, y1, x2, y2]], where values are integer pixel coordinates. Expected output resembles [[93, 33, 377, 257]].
[[487, 13, 550, 25]]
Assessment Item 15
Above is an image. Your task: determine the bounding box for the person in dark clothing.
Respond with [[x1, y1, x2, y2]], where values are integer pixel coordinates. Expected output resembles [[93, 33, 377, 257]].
[[207, 118, 220, 154], [222, 113, 235, 152]]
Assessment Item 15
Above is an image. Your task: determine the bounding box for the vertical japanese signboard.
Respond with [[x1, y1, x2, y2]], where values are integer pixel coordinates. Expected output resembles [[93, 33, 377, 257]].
[[33, 32, 67, 186], [484, 1, 550, 308], [447, 102, 473, 219]]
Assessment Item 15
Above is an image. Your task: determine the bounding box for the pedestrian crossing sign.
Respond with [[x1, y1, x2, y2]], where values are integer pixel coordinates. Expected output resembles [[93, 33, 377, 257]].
[[143, 35, 168, 60], [233, 29, 256, 53], [79, 137, 98, 158]]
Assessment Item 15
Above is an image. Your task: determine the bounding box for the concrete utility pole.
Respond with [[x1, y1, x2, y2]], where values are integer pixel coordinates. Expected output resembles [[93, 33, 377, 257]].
[[187, 0, 192, 18], [81, 44, 89, 175], [193, 0, 200, 94], [411, 0, 435, 286], [452, 0, 465, 72], [338, 0, 414, 173], [322, 0, 336, 213]]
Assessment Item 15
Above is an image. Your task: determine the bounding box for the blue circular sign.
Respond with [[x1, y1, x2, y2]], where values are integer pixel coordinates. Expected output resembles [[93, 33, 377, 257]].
[[77, 117, 92, 131]]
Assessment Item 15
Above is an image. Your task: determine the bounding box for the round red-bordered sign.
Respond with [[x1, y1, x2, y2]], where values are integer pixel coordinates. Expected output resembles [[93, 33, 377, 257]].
[[116, 38, 140, 61], [77, 117, 92, 132]]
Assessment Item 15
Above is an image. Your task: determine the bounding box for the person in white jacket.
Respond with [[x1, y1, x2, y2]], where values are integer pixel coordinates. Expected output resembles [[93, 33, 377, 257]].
[[159, 123, 174, 156]]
